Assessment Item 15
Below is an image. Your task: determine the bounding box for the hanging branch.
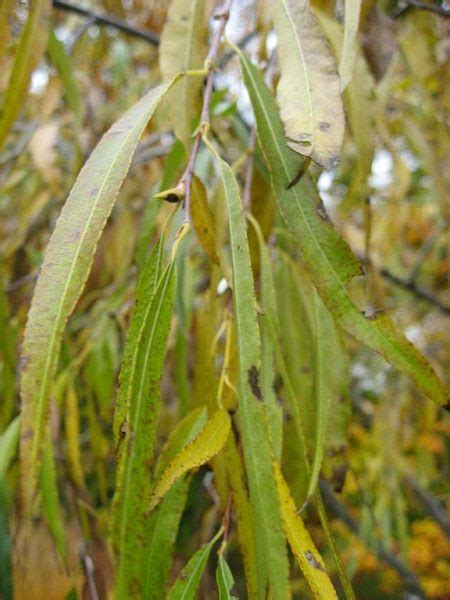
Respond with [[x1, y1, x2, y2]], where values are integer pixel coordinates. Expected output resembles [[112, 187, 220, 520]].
[[180, 0, 233, 223]]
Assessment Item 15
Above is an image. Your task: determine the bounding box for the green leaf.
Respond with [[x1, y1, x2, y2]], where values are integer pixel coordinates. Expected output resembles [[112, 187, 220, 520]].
[[237, 47, 449, 410], [216, 553, 236, 600], [160, 0, 206, 148], [0, 0, 51, 150], [19, 80, 174, 514], [0, 0, 15, 71], [0, 416, 20, 480], [111, 260, 177, 598], [47, 31, 83, 126], [40, 437, 67, 563], [273, 0, 344, 168], [167, 527, 223, 600], [0, 482, 13, 600], [217, 157, 290, 599], [339, 0, 362, 90], [273, 461, 338, 599], [143, 408, 208, 599], [148, 409, 231, 512]]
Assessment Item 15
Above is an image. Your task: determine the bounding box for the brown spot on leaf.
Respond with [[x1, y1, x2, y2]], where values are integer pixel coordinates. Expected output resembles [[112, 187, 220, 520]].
[[247, 365, 263, 401], [318, 121, 330, 131]]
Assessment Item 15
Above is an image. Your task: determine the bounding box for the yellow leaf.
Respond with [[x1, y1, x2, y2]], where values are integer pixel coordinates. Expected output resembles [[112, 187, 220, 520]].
[[159, 0, 206, 148], [148, 409, 231, 511], [273, 0, 344, 169], [273, 461, 338, 599], [191, 175, 220, 265]]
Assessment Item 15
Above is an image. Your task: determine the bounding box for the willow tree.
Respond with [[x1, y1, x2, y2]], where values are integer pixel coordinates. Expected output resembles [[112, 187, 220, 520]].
[[1, 0, 449, 598]]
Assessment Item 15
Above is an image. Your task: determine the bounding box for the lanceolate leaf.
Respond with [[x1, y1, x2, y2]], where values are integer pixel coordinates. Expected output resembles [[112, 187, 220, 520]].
[[167, 528, 223, 600], [148, 409, 231, 512], [339, 0, 362, 90], [191, 175, 220, 265], [0, 417, 20, 480], [273, 461, 338, 599], [216, 554, 236, 600], [273, 0, 344, 169], [19, 80, 174, 514], [143, 408, 208, 599], [111, 260, 177, 598], [0, 0, 51, 150], [160, 0, 206, 148], [237, 48, 449, 410], [219, 158, 290, 599]]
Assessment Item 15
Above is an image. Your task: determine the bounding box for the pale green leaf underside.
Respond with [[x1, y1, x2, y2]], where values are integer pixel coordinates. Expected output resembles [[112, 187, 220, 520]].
[[339, 0, 362, 90], [273, 0, 344, 169], [19, 80, 174, 513]]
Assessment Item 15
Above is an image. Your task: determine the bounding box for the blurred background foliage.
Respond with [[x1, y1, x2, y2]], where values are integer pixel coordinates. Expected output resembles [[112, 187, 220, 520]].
[[0, 0, 449, 598]]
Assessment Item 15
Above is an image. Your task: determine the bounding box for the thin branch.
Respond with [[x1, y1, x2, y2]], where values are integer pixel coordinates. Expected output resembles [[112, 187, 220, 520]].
[[392, 0, 450, 18], [180, 0, 233, 223], [319, 480, 425, 598], [378, 265, 450, 316], [52, 0, 160, 45], [404, 474, 450, 537]]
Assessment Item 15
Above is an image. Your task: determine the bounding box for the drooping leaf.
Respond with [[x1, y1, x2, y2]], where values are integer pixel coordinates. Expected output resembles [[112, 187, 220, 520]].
[[167, 527, 223, 600], [111, 260, 177, 598], [339, 0, 362, 90], [160, 0, 206, 148], [216, 553, 236, 600], [218, 157, 290, 599], [237, 47, 449, 410], [19, 80, 174, 514], [40, 436, 67, 563], [273, 461, 338, 599], [273, 0, 344, 169], [143, 408, 208, 599], [47, 31, 83, 126], [191, 175, 220, 265], [0, 416, 20, 480], [148, 409, 231, 512], [0, 0, 51, 150]]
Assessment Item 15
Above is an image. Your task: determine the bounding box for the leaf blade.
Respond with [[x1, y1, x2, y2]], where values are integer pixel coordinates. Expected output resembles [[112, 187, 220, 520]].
[[19, 81, 173, 513]]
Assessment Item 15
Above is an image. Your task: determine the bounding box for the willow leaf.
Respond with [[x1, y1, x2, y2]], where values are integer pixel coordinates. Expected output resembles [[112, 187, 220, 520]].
[[19, 81, 174, 514], [219, 158, 290, 599], [274, 461, 338, 599], [216, 554, 236, 600], [167, 528, 223, 600], [143, 408, 208, 599], [112, 236, 166, 448], [148, 409, 231, 512], [111, 261, 177, 598], [237, 48, 449, 409], [160, 0, 205, 148], [0, 417, 20, 480], [0, 0, 51, 150], [339, 0, 361, 90], [40, 437, 67, 563], [191, 176, 220, 265], [273, 0, 344, 169]]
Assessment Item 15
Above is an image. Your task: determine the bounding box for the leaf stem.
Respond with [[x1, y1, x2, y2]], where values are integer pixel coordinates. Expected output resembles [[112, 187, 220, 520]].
[[180, 0, 233, 224]]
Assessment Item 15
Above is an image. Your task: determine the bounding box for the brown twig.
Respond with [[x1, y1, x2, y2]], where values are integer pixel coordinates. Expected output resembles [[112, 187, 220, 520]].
[[52, 0, 160, 45], [180, 0, 233, 223]]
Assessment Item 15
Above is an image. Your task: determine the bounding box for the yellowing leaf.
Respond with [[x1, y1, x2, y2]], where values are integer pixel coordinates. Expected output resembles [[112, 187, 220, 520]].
[[339, 0, 361, 90], [273, 461, 338, 599], [19, 81, 174, 514], [160, 0, 206, 148], [0, 0, 51, 150], [273, 0, 344, 169], [148, 409, 231, 511], [191, 175, 220, 265]]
